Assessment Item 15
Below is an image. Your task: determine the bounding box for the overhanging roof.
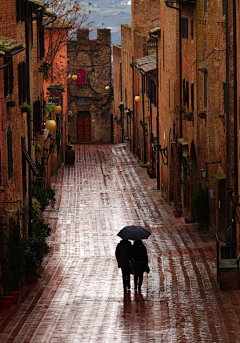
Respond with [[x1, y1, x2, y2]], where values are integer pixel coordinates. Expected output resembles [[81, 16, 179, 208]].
[[0, 37, 23, 54], [212, 174, 226, 180], [177, 138, 189, 145], [134, 54, 156, 74]]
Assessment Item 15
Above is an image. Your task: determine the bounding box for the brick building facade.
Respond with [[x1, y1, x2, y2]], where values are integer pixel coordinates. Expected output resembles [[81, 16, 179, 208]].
[[113, 0, 240, 254], [67, 29, 112, 144], [0, 0, 65, 233]]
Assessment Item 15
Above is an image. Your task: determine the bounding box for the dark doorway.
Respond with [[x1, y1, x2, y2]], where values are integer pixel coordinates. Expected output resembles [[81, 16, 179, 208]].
[[218, 178, 226, 241], [77, 111, 91, 143]]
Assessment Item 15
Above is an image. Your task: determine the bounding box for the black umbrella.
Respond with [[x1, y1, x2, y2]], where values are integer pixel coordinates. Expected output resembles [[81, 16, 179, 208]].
[[117, 225, 151, 241]]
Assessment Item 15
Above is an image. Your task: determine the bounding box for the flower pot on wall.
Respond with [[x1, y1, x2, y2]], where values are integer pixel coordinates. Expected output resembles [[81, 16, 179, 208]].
[[173, 209, 182, 218], [198, 112, 206, 119], [0, 295, 13, 308], [10, 291, 21, 304], [7, 101, 16, 108]]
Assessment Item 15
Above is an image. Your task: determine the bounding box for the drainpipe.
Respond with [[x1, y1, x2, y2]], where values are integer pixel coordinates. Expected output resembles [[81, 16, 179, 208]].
[[166, 2, 182, 139], [232, 0, 237, 257], [120, 61, 124, 143], [25, 0, 33, 237], [132, 57, 135, 154], [142, 74, 146, 164], [225, 0, 230, 247], [149, 31, 160, 190]]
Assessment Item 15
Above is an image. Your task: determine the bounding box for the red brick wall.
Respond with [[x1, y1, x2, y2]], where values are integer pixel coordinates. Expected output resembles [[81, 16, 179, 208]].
[[0, 0, 27, 220]]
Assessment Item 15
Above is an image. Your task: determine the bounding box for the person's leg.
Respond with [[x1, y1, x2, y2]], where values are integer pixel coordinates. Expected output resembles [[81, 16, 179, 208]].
[[134, 274, 138, 290], [126, 272, 130, 289], [122, 269, 127, 291], [138, 273, 143, 291]]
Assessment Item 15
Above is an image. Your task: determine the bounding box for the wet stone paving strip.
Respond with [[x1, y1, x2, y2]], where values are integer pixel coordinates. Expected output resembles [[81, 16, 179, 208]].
[[0, 144, 240, 342]]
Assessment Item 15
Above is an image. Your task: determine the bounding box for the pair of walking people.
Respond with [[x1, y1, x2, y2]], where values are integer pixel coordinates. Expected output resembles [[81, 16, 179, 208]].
[[115, 239, 149, 292]]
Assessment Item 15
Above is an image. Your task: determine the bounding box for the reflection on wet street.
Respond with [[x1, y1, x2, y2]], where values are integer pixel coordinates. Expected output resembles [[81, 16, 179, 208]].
[[1, 144, 240, 342]]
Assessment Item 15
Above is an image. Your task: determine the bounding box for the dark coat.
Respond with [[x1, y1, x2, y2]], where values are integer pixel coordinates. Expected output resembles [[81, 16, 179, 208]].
[[115, 240, 132, 270], [132, 241, 149, 274]]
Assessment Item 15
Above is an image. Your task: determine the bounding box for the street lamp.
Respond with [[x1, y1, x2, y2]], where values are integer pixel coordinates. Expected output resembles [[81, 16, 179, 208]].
[[134, 94, 141, 102], [105, 85, 110, 91], [45, 119, 56, 130], [72, 74, 77, 80], [53, 105, 62, 114]]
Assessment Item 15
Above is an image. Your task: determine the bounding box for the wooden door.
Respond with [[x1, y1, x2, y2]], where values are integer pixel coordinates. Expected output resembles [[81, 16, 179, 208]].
[[77, 112, 91, 143]]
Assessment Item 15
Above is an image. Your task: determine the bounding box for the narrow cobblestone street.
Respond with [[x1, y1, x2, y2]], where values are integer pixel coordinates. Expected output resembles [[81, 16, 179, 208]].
[[1, 144, 240, 342]]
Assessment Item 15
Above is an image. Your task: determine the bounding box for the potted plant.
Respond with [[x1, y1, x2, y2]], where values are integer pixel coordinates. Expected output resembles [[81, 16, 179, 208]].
[[8, 221, 25, 303], [23, 235, 49, 284], [173, 207, 182, 218], [7, 99, 16, 108], [32, 187, 56, 212], [0, 222, 13, 307], [20, 103, 31, 113], [198, 111, 206, 119], [185, 111, 194, 121]]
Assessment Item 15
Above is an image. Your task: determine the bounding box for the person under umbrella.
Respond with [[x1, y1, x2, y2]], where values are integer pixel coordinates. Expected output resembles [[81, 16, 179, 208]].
[[115, 239, 133, 292], [132, 240, 149, 292]]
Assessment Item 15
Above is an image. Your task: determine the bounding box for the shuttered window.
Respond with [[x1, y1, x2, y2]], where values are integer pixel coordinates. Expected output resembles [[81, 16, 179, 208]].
[[204, 74, 208, 107], [183, 78, 186, 105], [18, 61, 27, 105], [147, 78, 156, 107], [181, 18, 188, 39], [16, 0, 25, 22], [76, 69, 87, 85], [33, 100, 42, 133], [186, 80, 189, 108], [39, 27, 45, 60], [191, 83, 194, 111], [191, 19, 194, 39], [7, 128, 13, 178], [4, 57, 14, 97]]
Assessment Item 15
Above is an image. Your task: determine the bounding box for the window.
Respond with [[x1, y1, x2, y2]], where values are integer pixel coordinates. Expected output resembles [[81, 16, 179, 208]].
[[39, 27, 45, 60], [191, 83, 194, 111], [191, 19, 194, 39], [4, 57, 13, 97], [223, 82, 226, 113], [76, 69, 86, 85], [183, 78, 186, 105], [18, 61, 27, 105], [204, 74, 208, 108], [223, 0, 226, 16], [181, 18, 188, 39], [204, 0, 207, 12], [16, 0, 25, 22], [33, 100, 42, 133], [7, 128, 13, 179], [186, 80, 189, 108]]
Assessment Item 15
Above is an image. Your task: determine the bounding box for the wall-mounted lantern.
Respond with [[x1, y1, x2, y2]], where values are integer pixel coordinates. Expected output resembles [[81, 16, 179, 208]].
[[134, 94, 141, 102], [201, 159, 221, 178], [201, 169, 207, 178], [45, 119, 56, 131]]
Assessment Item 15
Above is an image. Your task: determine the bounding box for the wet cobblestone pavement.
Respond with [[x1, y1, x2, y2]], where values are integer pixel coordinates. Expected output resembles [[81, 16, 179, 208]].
[[1, 144, 240, 342]]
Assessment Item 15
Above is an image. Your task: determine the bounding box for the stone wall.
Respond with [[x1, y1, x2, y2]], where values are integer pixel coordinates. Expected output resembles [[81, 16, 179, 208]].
[[67, 29, 112, 144]]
